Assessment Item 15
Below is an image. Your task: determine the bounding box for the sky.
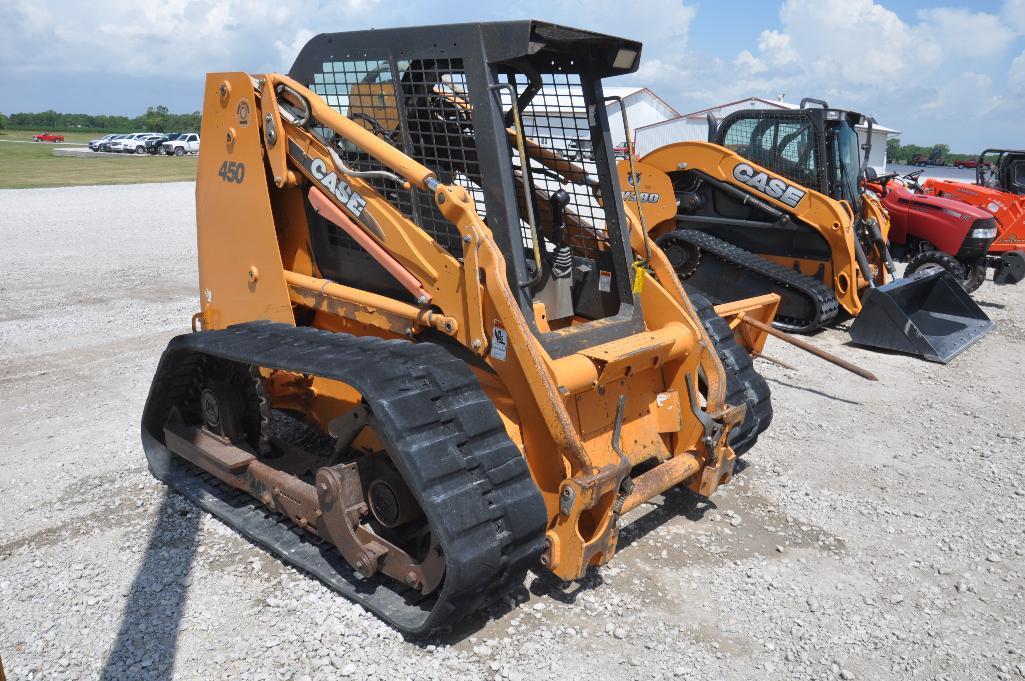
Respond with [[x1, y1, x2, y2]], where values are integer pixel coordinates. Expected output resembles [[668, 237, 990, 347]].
[[1, 0, 1022, 152]]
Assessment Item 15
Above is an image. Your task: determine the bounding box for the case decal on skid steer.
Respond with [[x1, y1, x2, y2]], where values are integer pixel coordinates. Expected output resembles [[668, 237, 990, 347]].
[[286, 139, 374, 229], [140, 21, 779, 637], [732, 162, 806, 208]]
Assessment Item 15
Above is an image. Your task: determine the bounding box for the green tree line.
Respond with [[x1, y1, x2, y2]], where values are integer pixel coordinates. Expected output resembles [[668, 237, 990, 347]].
[[2, 106, 200, 133], [886, 138, 980, 165]]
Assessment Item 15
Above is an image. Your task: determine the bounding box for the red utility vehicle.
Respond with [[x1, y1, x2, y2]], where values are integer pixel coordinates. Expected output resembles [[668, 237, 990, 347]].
[[32, 132, 65, 143], [922, 149, 1025, 259], [864, 169, 1025, 291]]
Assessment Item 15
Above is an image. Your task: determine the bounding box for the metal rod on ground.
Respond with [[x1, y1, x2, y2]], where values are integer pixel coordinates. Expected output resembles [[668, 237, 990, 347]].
[[739, 314, 879, 382], [751, 351, 797, 371]]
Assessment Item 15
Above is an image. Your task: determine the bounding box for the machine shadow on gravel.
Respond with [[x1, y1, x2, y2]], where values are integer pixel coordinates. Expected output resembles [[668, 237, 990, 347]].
[[616, 485, 718, 555], [99, 490, 199, 681], [765, 377, 864, 406]]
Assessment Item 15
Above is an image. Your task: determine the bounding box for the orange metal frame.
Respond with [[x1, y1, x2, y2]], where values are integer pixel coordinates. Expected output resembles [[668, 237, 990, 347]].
[[191, 72, 774, 580]]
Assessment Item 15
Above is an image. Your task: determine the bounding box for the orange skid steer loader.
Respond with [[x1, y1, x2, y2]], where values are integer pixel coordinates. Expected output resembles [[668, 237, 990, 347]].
[[617, 101, 992, 363], [141, 22, 780, 636]]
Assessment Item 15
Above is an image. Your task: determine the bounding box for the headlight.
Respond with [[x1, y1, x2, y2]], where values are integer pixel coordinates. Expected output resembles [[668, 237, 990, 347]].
[[969, 227, 997, 239]]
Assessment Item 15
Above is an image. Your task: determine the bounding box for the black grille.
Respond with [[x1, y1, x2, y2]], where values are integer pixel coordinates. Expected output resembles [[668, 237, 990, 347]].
[[310, 58, 615, 263], [720, 113, 821, 189], [503, 70, 610, 261], [310, 58, 481, 255]]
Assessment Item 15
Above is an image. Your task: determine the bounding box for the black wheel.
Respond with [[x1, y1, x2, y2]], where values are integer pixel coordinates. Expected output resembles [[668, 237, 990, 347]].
[[662, 238, 701, 279], [190, 358, 267, 453], [689, 293, 772, 456], [962, 262, 987, 293], [174, 147, 184, 156], [135, 145, 145, 154], [905, 250, 966, 283]]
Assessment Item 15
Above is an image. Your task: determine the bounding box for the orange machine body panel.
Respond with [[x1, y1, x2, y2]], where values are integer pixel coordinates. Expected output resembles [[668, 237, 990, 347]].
[[618, 141, 891, 317], [923, 178, 1025, 253]]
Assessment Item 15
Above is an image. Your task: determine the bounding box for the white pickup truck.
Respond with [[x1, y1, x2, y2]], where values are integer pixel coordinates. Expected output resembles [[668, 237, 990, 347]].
[[111, 133, 161, 154], [162, 133, 200, 156]]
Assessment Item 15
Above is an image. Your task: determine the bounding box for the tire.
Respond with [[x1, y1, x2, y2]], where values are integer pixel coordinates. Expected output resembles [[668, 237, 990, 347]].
[[962, 262, 987, 293], [135, 145, 145, 154], [174, 147, 184, 157], [689, 293, 772, 456], [905, 250, 967, 284]]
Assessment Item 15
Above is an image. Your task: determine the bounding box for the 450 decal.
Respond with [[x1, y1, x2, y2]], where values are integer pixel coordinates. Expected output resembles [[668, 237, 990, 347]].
[[218, 160, 246, 184]]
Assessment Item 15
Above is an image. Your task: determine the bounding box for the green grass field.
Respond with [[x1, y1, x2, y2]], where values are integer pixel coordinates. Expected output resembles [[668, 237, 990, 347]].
[[0, 130, 197, 189]]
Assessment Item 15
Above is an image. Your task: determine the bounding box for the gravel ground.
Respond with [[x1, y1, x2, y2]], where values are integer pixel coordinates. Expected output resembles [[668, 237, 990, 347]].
[[1, 182, 1023, 681]]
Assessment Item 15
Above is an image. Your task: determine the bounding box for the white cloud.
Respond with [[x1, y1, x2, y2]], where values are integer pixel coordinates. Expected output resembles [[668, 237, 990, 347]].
[[1010, 49, 1025, 89], [756, 30, 798, 66], [1005, 0, 1025, 34], [653, 0, 1025, 149], [542, 0, 696, 46], [0, 0, 380, 77], [920, 71, 1003, 118], [733, 50, 766, 75], [0, 0, 1020, 149], [916, 8, 1017, 57]]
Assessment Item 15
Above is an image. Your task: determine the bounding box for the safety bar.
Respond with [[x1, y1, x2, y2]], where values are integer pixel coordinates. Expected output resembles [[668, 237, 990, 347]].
[[266, 73, 437, 191]]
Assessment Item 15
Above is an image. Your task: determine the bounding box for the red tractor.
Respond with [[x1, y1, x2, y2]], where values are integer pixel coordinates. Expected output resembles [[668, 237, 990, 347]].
[[864, 168, 1025, 291]]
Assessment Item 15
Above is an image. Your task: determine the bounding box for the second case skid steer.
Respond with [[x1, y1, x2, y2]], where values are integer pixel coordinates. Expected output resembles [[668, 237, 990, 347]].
[[140, 22, 780, 637], [618, 99, 992, 363]]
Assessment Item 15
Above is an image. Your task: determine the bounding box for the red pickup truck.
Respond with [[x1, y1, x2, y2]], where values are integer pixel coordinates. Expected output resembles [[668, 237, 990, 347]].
[[32, 132, 65, 143], [952, 159, 991, 169]]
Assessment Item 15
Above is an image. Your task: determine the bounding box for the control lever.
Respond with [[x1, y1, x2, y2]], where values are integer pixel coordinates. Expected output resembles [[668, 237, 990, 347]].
[[537, 189, 575, 319], [548, 189, 573, 279]]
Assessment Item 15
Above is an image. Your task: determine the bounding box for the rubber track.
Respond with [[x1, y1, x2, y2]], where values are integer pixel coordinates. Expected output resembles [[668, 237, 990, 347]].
[[141, 322, 548, 637], [689, 293, 772, 456], [661, 230, 840, 333]]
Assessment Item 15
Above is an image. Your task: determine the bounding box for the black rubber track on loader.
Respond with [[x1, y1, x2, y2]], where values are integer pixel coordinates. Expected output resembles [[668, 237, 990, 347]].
[[689, 293, 773, 456], [659, 230, 840, 334], [141, 322, 548, 637]]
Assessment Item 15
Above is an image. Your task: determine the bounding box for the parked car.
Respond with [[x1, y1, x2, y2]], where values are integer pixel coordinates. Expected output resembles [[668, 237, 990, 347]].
[[162, 133, 200, 156], [89, 133, 120, 151], [952, 159, 992, 169], [111, 133, 160, 154], [144, 133, 183, 155], [98, 134, 130, 152], [32, 132, 65, 143]]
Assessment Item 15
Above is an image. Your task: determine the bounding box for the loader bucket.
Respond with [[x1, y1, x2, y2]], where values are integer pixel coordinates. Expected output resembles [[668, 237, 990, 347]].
[[848, 268, 993, 363]]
